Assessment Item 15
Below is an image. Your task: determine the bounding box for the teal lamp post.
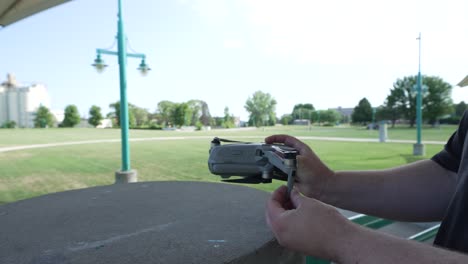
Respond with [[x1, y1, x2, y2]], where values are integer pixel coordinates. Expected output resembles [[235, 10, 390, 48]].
[[413, 33, 425, 156], [92, 0, 150, 183]]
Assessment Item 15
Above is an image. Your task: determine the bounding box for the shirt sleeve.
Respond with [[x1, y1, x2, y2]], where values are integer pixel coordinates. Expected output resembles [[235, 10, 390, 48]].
[[431, 111, 468, 173]]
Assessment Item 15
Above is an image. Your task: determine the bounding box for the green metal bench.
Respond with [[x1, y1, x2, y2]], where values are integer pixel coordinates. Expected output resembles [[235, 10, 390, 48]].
[[306, 214, 440, 264]]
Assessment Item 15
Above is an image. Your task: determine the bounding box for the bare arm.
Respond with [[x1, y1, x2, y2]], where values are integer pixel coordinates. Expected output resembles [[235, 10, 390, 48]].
[[267, 186, 468, 263], [338, 222, 468, 264], [265, 135, 458, 222], [323, 159, 457, 221]]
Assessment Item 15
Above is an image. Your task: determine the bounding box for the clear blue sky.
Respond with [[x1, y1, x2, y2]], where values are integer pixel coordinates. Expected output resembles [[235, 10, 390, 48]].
[[1, 0, 467, 121]]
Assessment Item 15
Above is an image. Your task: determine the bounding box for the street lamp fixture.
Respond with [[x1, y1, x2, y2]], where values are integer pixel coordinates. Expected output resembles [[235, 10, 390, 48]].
[[92, 0, 150, 183], [91, 54, 108, 73], [137, 58, 151, 76]]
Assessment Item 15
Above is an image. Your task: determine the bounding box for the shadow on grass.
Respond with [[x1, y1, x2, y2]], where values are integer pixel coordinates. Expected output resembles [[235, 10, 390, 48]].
[[400, 154, 427, 164]]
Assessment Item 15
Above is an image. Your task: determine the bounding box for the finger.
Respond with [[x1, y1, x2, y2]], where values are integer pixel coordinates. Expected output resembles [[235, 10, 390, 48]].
[[271, 185, 288, 205], [265, 134, 312, 155], [265, 134, 289, 144], [289, 188, 303, 209], [266, 186, 288, 226]]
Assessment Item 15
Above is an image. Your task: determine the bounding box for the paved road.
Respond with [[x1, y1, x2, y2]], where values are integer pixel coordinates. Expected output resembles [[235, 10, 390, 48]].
[[0, 135, 445, 153]]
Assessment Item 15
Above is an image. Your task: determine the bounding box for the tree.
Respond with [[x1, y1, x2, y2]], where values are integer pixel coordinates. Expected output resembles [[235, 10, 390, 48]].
[[455, 101, 467, 117], [422, 76, 453, 125], [132, 106, 150, 127], [200, 101, 212, 126], [280, 114, 293, 125], [61, 105, 81, 127], [1, 120, 16, 128], [156, 100, 176, 127], [377, 86, 406, 127], [211, 116, 224, 127], [376, 103, 399, 128], [156, 100, 211, 127], [292, 103, 314, 120], [387, 75, 453, 127], [183, 104, 193, 126], [172, 103, 190, 127], [186, 100, 212, 126], [245, 91, 277, 127], [311, 111, 320, 124], [34, 105, 54, 128], [88, 105, 103, 127], [318, 110, 341, 125], [109, 101, 136, 128], [351, 98, 373, 124], [339, 113, 350, 124], [386, 76, 417, 127], [223, 106, 235, 128], [442, 101, 468, 124], [109, 101, 121, 126], [186, 100, 202, 126], [375, 106, 394, 127]]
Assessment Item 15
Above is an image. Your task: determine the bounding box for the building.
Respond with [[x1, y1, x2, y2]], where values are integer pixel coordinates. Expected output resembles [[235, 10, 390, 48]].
[[293, 119, 311, 126], [0, 74, 51, 128], [97, 119, 113, 128], [329, 107, 354, 123]]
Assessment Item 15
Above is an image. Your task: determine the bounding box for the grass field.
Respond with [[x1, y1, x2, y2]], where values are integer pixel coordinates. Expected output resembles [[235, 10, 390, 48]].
[[0, 125, 456, 204], [0, 124, 457, 147]]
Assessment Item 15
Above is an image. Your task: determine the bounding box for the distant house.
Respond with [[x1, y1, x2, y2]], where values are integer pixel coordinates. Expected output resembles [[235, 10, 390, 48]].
[[293, 119, 310, 126], [97, 119, 113, 128], [0, 74, 52, 128]]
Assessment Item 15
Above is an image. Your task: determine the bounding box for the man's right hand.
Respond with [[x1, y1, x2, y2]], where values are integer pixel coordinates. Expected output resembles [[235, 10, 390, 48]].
[[265, 134, 334, 199]]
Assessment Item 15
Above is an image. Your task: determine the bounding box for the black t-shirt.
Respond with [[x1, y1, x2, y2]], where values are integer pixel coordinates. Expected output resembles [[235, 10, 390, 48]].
[[431, 111, 468, 252]]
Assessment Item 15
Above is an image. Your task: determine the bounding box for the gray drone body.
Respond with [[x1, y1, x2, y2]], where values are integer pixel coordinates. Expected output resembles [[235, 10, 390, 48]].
[[208, 137, 297, 191]]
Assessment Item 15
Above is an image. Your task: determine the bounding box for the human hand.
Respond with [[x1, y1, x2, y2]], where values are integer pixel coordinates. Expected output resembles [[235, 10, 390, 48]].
[[265, 134, 334, 199], [266, 185, 353, 261]]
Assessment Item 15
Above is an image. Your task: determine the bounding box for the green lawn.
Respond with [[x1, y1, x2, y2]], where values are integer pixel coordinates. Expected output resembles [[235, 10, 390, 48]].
[[0, 127, 447, 204], [0, 124, 457, 147], [261, 124, 457, 141]]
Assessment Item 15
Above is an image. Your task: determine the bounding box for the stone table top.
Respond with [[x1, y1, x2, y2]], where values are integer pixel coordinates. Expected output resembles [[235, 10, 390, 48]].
[[0, 181, 302, 264]]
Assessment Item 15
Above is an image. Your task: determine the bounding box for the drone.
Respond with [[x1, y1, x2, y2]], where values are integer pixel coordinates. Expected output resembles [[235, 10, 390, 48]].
[[208, 137, 297, 195]]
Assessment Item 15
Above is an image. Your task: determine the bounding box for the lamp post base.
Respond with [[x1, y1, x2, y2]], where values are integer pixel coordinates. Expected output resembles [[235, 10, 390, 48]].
[[413, 143, 426, 156], [115, 169, 138, 184]]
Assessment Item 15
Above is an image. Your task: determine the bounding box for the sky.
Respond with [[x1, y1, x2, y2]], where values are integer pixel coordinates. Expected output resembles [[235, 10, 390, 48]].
[[1, 0, 468, 121]]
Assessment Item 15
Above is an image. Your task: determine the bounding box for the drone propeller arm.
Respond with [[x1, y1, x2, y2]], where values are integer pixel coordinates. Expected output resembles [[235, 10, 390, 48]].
[[265, 151, 297, 197]]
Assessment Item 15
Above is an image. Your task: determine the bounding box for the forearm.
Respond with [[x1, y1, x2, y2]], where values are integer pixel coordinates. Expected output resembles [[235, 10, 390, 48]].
[[336, 223, 468, 264], [321, 159, 457, 221]]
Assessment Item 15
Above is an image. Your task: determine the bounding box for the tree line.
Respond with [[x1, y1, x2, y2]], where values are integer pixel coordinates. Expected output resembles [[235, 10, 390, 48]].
[[249, 75, 466, 127], [3, 74, 466, 129], [29, 99, 236, 129], [356, 75, 464, 127]]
